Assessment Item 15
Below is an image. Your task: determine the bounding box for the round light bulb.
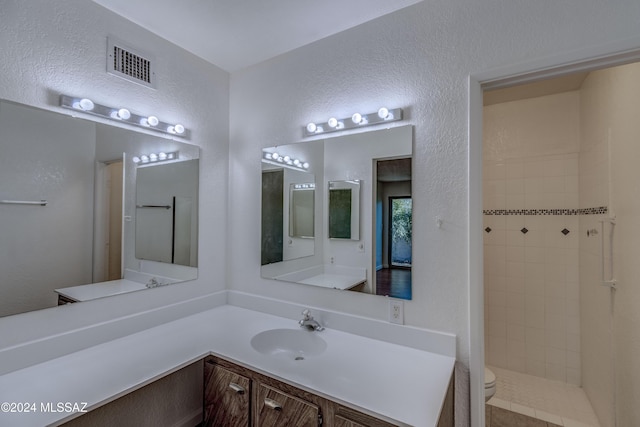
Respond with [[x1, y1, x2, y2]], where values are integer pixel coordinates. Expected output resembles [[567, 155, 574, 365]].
[[328, 117, 338, 128], [271, 152, 279, 159], [140, 155, 149, 163], [158, 152, 167, 160], [283, 156, 290, 162], [174, 124, 185, 134], [302, 162, 309, 169], [306, 123, 317, 133], [79, 98, 94, 111], [167, 126, 175, 133], [293, 159, 301, 166], [147, 116, 159, 126], [149, 153, 158, 161], [117, 108, 131, 120], [351, 113, 362, 124], [132, 156, 141, 164], [377, 107, 389, 119]]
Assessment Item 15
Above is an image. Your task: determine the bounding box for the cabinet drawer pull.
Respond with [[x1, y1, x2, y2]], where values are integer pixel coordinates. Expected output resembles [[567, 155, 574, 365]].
[[228, 382, 245, 395], [264, 398, 283, 411]]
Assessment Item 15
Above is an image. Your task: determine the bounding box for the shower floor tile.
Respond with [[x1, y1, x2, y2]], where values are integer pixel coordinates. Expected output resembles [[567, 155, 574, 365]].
[[487, 365, 600, 426]]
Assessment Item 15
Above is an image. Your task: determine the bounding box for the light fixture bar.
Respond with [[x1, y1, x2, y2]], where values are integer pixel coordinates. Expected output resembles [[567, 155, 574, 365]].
[[262, 151, 309, 171], [132, 151, 179, 165], [59, 94, 188, 138], [303, 107, 403, 137]]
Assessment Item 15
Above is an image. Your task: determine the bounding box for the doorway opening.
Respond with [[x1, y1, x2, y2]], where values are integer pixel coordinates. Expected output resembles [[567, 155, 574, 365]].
[[481, 58, 640, 427], [374, 158, 412, 299]]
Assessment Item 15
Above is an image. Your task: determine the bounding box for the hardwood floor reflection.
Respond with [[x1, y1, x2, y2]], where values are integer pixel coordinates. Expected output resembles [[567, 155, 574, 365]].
[[375, 268, 412, 299]]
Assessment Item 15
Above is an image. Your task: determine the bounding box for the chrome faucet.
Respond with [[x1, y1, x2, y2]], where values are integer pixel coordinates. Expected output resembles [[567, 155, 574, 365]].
[[299, 309, 324, 331]]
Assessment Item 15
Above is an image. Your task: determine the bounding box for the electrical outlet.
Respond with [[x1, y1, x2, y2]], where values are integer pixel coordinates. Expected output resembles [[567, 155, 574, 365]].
[[389, 300, 404, 324]]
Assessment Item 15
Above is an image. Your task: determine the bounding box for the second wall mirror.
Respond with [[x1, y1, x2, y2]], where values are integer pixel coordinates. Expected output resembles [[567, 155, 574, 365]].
[[260, 125, 412, 299]]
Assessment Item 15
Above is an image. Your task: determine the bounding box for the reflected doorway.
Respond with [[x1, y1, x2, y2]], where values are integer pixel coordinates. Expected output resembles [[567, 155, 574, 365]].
[[374, 158, 412, 299], [93, 160, 123, 282]]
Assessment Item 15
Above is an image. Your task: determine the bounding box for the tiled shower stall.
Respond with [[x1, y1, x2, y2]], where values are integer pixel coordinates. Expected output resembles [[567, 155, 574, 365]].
[[481, 62, 634, 427]]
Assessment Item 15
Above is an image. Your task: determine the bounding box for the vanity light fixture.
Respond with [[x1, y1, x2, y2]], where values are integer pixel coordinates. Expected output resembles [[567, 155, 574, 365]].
[[303, 107, 402, 137], [132, 151, 178, 165], [60, 94, 188, 138], [263, 151, 309, 171]]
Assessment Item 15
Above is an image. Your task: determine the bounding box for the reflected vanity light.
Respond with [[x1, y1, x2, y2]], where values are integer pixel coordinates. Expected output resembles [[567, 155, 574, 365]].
[[293, 183, 315, 189], [132, 151, 178, 165], [303, 107, 403, 137], [60, 94, 188, 138], [263, 151, 309, 171]]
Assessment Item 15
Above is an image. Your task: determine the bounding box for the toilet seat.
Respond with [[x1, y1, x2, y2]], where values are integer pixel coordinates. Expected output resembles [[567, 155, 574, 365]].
[[484, 367, 496, 401]]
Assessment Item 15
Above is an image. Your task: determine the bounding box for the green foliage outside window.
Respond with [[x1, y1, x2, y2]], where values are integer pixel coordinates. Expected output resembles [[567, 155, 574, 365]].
[[392, 198, 412, 243]]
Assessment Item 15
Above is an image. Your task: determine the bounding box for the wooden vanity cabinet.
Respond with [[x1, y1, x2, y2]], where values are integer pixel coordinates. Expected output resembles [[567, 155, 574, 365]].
[[333, 405, 397, 427], [256, 384, 320, 426], [204, 361, 251, 427], [204, 356, 452, 427]]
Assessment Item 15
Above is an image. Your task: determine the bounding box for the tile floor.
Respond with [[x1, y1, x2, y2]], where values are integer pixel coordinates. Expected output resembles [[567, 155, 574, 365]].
[[487, 366, 600, 427]]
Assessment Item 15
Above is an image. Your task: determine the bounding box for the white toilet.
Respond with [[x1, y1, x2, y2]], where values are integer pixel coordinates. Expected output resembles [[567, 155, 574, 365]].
[[484, 367, 496, 402]]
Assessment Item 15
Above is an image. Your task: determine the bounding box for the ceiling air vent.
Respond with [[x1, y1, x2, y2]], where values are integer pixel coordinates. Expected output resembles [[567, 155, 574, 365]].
[[107, 37, 156, 89]]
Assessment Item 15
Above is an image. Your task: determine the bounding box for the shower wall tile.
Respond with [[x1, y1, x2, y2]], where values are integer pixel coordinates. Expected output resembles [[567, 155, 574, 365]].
[[483, 92, 586, 385], [484, 153, 582, 384]]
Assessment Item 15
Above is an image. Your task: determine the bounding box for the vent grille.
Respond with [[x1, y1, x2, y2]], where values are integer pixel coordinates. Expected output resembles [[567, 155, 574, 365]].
[[107, 37, 156, 89]]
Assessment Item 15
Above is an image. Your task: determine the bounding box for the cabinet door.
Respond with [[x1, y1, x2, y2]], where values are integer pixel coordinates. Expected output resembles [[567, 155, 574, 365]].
[[204, 361, 251, 427], [256, 384, 319, 427], [335, 414, 364, 427], [334, 406, 398, 427]]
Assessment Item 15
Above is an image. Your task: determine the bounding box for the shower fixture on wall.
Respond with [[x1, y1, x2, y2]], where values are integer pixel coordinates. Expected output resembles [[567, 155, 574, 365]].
[[59, 94, 187, 138], [303, 107, 403, 137]]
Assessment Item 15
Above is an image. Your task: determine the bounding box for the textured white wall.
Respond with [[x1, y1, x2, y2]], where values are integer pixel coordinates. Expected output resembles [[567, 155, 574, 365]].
[[228, 1, 640, 425]]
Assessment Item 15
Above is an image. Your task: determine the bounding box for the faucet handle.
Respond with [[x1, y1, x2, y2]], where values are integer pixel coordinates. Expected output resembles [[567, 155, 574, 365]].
[[301, 309, 312, 320]]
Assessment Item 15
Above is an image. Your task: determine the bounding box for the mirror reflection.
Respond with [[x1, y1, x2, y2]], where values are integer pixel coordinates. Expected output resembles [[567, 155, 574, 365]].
[[261, 125, 413, 299], [289, 183, 315, 239], [0, 100, 199, 317], [261, 164, 316, 265], [135, 159, 199, 267], [328, 180, 360, 240]]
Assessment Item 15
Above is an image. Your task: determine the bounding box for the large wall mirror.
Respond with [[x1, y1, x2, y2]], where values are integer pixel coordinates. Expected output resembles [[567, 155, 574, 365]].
[[0, 99, 199, 318], [261, 125, 412, 299]]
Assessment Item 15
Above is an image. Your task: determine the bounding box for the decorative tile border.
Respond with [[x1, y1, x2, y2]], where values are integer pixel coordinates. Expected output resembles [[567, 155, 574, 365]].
[[483, 206, 607, 216]]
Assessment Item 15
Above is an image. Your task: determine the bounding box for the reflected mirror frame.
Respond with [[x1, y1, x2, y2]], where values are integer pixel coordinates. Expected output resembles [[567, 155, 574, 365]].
[[289, 183, 315, 239], [328, 180, 361, 241]]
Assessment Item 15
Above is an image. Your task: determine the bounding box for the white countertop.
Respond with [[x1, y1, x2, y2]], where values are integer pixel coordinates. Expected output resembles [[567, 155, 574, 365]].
[[54, 279, 147, 302], [0, 304, 455, 427], [297, 273, 366, 290]]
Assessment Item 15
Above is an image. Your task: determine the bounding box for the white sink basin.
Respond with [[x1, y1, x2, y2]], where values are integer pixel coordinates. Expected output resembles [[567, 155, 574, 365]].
[[250, 328, 327, 360]]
